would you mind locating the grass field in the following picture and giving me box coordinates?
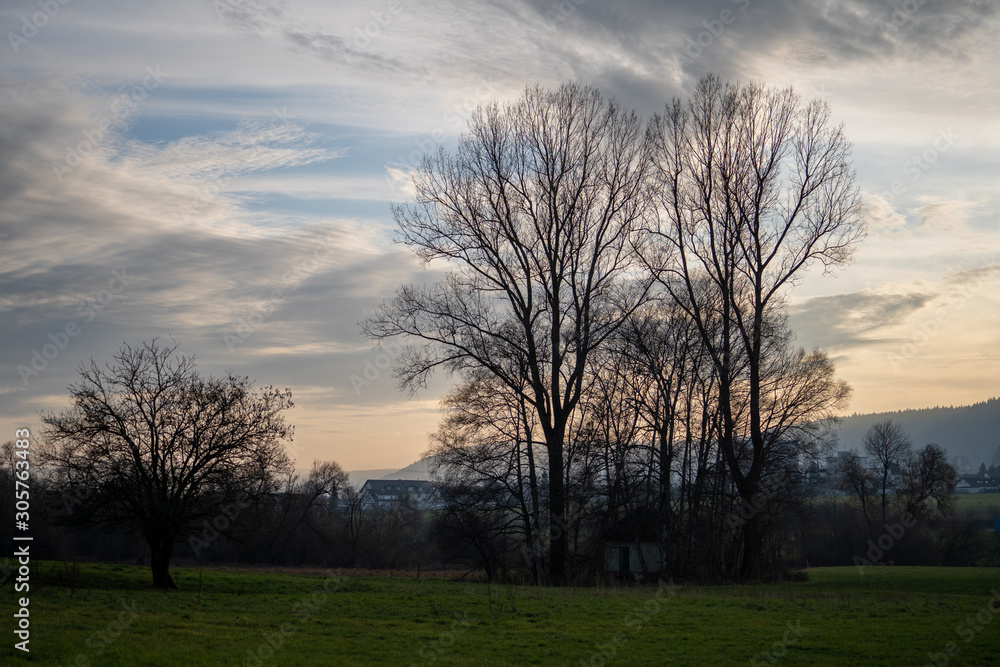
[3,561,999,666]
[953,493,1000,513]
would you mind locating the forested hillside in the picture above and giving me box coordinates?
[835,397,1000,468]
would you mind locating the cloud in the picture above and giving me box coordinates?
[913,195,982,232]
[3,0,1000,466]
[790,289,935,350]
[282,30,412,73]
[862,193,909,237]
[943,263,1000,289]
[0,71,423,426]
[212,0,415,74]
[384,166,416,198]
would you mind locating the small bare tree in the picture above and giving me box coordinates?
[337,484,374,567]
[901,442,957,520]
[838,450,877,535]
[40,340,294,588]
[862,419,912,528]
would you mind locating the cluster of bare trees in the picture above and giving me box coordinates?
[837,419,958,535]
[799,419,970,568]
[364,75,864,583]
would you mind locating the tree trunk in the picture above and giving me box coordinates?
[741,502,762,579]
[149,534,177,589]
[547,442,567,585]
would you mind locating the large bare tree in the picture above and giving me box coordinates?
[646,74,863,576]
[363,83,652,583]
[41,340,294,588]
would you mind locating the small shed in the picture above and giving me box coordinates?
[604,541,663,581]
[601,508,663,581]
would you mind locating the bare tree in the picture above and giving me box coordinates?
[337,484,374,567]
[431,371,546,582]
[838,449,877,535]
[862,419,912,528]
[40,340,294,588]
[646,74,863,577]
[900,443,957,520]
[363,83,652,583]
[260,460,349,560]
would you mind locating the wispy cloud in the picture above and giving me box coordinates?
[791,290,935,350]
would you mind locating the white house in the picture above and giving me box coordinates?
[359,479,441,509]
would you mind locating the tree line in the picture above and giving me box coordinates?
[17,75,983,589]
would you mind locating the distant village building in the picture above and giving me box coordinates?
[359,479,441,509]
[955,474,999,494]
[826,450,867,471]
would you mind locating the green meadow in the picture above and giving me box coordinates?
[952,494,1000,513]
[3,562,999,666]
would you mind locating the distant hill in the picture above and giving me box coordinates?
[834,397,1000,471]
[347,400,1000,484]
[378,456,436,481]
[346,468,397,486]
[345,457,438,486]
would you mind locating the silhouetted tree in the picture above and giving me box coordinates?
[862,419,912,528]
[363,83,652,583]
[646,74,863,577]
[901,443,957,520]
[40,340,294,588]
[838,449,877,536]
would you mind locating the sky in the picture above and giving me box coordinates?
[1,0,998,471]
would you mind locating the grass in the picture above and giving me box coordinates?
[953,493,1000,513]
[2,561,999,665]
